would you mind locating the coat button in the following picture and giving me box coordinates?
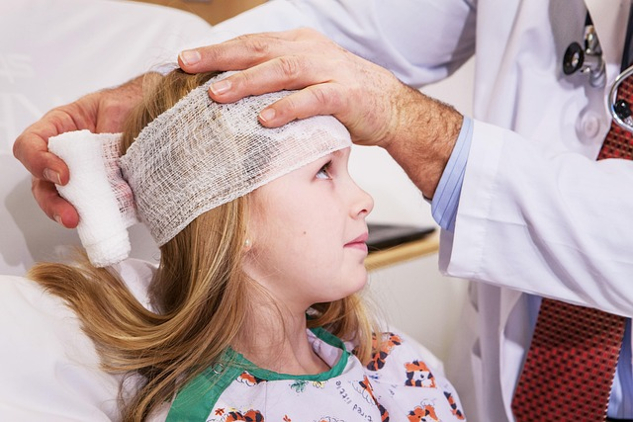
[576,111,602,142]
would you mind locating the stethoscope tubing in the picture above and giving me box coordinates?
[609,65,633,132]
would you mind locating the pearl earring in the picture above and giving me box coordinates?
[244,238,252,250]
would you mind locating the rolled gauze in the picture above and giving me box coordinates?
[48,130,138,267]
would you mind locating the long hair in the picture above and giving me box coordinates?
[28,69,377,421]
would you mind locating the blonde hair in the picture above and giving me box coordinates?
[28,69,377,421]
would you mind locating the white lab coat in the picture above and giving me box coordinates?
[208,1,633,421]
[441,2,633,421]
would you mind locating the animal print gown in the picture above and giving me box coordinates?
[160,328,466,422]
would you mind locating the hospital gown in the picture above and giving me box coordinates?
[159,329,466,422]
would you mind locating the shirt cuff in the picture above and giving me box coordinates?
[431,116,473,232]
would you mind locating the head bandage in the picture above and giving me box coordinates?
[48,72,352,267]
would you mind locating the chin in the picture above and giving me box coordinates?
[348,271,369,294]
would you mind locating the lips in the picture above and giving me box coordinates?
[346,232,369,245]
[345,232,369,252]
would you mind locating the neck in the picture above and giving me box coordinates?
[234,303,330,375]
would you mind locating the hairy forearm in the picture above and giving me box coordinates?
[384,86,463,199]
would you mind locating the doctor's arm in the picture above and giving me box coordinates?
[400,113,633,317]
[441,121,633,317]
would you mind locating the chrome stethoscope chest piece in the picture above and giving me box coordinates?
[563,20,633,133]
[609,66,633,132]
[563,25,606,88]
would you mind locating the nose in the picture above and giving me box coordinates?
[350,182,374,219]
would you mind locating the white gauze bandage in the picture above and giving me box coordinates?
[48,72,352,265]
[120,73,352,246]
[48,131,138,267]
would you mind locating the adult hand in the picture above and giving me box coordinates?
[179,28,405,148]
[179,28,462,197]
[13,75,147,228]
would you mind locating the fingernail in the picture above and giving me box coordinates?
[43,168,61,185]
[210,79,231,95]
[259,108,276,123]
[54,214,63,225]
[179,50,201,66]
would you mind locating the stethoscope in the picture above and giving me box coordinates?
[563,22,633,133]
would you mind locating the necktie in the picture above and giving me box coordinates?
[510,71,632,422]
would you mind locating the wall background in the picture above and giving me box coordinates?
[134,0,266,25]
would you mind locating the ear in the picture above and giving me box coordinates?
[244,192,265,254]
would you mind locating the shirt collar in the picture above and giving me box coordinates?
[585,0,631,83]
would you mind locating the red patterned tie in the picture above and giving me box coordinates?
[511,78,632,421]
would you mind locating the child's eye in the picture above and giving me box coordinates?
[316,161,332,180]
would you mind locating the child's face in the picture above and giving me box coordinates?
[245,147,374,313]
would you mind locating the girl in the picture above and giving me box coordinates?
[15,70,465,421]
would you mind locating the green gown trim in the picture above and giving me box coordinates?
[166,327,349,421]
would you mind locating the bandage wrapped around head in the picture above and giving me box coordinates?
[48,72,352,267]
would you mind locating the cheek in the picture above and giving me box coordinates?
[249,192,346,270]
[265,201,336,244]
[254,211,311,263]
[262,218,341,274]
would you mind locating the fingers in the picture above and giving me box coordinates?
[209,51,328,98]
[13,109,79,185]
[14,103,90,228]
[179,29,308,72]
[178,29,403,147]
[204,44,398,145]
[194,31,361,124]
[31,177,79,228]
[14,77,144,227]
[180,28,337,102]
[209,59,356,131]
[256,83,347,127]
